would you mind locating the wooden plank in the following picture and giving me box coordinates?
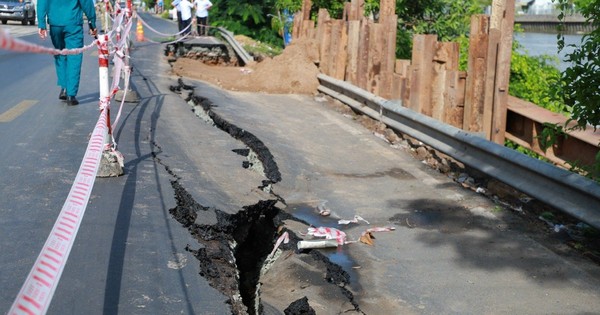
[395,59,410,77]
[391,73,403,100]
[343,2,351,21]
[319,20,333,75]
[346,20,361,85]
[434,42,459,70]
[409,34,437,116]
[328,20,341,76]
[368,23,384,95]
[393,59,410,102]
[444,70,467,128]
[302,20,315,38]
[316,9,330,61]
[482,28,501,140]
[382,17,398,75]
[379,0,395,23]
[463,15,490,133]
[407,64,419,111]
[506,95,600,168]
[490,0,515,144]
[356,19,371,90]
[292,12,303,39]
[335,21,349,80]
[431,42,459,121]
[301,0,312,21]
[306,24,316,39]
[430,55,446,121]
[392,59,410,102]
[328,20,348,80]
[379,16,397,99]
[348,0,365,21]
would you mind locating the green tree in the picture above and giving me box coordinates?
[394,0,487,58]
[557,0,600,129]
[210,0,282,45]
[270,0,302,45]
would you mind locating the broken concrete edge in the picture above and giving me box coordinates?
[170,78,283,186]
[150,79,364,314]
[168,180,364,314]
[163,40,243,67]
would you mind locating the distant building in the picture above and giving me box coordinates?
[527,0,557,15]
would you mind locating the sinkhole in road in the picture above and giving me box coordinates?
[169,180,283,314]
[168,182,363,314]
[164,79,363,314]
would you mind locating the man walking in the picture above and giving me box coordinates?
[37,0,97,105]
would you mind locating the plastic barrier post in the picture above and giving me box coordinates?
[97,35,124,177]
[116,11,140,103]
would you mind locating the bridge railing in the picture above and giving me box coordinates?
[291,0,599,174]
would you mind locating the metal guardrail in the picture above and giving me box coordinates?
[317,73,600,230]
[215,27,254,66]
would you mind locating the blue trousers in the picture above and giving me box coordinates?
[50,24,84,97]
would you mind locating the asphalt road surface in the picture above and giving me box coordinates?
[1,12,600,315]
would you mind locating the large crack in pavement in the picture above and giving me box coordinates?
[147,78,363,314]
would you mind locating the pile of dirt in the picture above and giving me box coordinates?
[171,38,321,94]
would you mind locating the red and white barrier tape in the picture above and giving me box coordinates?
[303,227,348,245]
[137,13,193,38]
[268,231,290,258]
[0,29,97,55]
[3,7,136,314]
[8,108,109,315]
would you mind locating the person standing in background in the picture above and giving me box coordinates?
[172,0,183,32]
[178,0,194,36]
[95,0,113,34]
[37,0,97,106]
[193,0,212,36]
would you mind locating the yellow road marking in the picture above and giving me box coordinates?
[0,100,39,123]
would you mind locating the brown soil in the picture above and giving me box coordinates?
[171,37,321,94]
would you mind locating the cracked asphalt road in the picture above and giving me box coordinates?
[2,12,600,314]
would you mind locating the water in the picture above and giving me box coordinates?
[287,203,361,286]
[514,32,584,72]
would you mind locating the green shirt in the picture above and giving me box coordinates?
[37,0,96,30]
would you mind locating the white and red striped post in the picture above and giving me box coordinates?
[96,34,124,178]
[98,34,112,147]
[98,34,110,103]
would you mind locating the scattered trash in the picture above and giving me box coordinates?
[239,68,253,74]
[268,231,289,258]
[316,200,331,216]
[476,187,486,194]
[297,239,339,249]
[359,226,396,246]
[519,195,533,203]
[538,215,566,233]
[301,226,347,245]
[359,231,375,245]
[338,215,370,225]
